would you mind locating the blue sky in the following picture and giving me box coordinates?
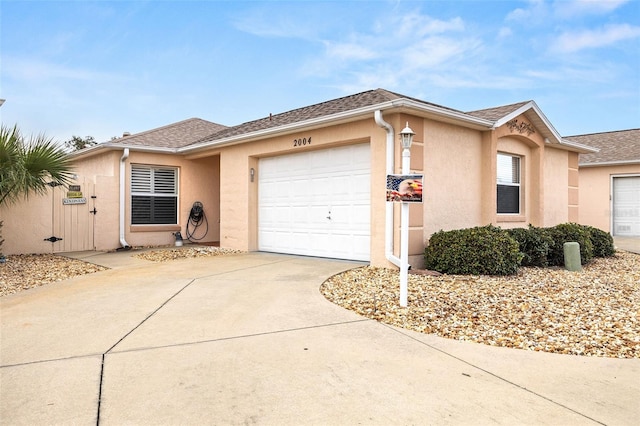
[1,0,639,144]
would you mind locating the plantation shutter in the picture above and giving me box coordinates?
[131,165,178,224]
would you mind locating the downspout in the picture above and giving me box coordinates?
[118,148,131,250]
[374,110,401,267]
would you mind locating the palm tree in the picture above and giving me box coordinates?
[0,124,74,206]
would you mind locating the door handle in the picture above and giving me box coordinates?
[326,210,331,220]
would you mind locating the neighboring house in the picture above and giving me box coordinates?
[568,129,640,237]
[0,88,597,268]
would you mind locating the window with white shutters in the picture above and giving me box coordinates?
[497,153,521,214]
[131,165,178,224]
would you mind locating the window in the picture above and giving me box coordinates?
[497,153,520,214]
[131,165,178,224]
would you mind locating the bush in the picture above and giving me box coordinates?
[507,225,554,267]
[0,220,3,258]
[547,223,593,266]
[582,225,615,258]
[424,225,523,275]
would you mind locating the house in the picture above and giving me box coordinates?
[568,129,640,237]
[0,89,597,268]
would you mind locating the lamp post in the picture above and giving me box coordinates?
[399,122,415,307]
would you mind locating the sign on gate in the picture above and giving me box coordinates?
[63,184,86,204]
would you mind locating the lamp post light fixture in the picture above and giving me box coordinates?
[398,122,415,307]
[400,122,415,150]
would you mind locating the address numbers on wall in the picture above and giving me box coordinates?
[293,137,311,147]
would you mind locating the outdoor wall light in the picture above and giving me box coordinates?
[250,167,255,182]
[400,122,415,150]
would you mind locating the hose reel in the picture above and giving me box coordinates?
[186,201,208,242]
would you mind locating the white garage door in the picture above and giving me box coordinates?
[258,144,370,261]
[613,176,640,236]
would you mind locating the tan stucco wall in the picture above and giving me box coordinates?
[124,151,220,248]
[1,111,581,266]
[422,120,483,236]
[542,147,570,227]
[0,192,52,255]
[198,117,392,264]
[0,149,221,255]
[579,164,639,233]
[0,150,121,255]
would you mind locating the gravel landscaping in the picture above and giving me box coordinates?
[0,254,107,297]
[321,251,640,359]
[2,247,638,358]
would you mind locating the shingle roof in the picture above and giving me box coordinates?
[566,129,640,165]
[110,118,228,149]
[98,89,594,155]
[465,101,532,121]
[190,88,463,145]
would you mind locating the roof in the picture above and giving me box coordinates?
[75,88,594,157]
[465,101,532,121]
[109,118,228,149]
[566,129,640,166]
[190,88,462,144]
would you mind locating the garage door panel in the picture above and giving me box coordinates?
[613,176,640,237]
[258,144,370,261]
[331,204,368,229]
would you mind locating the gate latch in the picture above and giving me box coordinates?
[90,208,97,215]
[44,236,63,243]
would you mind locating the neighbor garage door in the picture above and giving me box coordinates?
[258,143,370,261]
[612,176,640,236]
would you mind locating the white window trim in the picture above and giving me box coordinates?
[497,152,522,215]
[130,165,180,225]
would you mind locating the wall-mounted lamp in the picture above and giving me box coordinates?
[250,168,255,182]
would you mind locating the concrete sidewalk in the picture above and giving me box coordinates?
[1,251,638,425]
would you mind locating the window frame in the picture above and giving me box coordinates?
[130,164,179,225]
[496,152,521,215]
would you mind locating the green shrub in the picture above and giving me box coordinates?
[582,225,615,258]
[507,225,554,267]
[424,225,523,275]
[547,223,593,266]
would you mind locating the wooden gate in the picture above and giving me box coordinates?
[47,177,96,253]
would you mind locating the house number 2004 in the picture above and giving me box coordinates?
[293,137,311,147]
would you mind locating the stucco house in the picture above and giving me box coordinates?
[1,88,597,268]
[569,129,640,237]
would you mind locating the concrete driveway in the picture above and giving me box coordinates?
[614,236,640,254]
[1,251,638,425]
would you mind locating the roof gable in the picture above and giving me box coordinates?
[567,129,640,165]
[466,101,532,121]
[109,118,228,149]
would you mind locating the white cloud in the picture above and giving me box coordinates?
[323,41,379,61]
[506,0,548,23]
[3,56,122,83]
[394,11,465,38]
[552,0,630,18]
[400,36,482,71]
[498,27,513,38]
[231,4,325,40]
[552,24,640,53]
